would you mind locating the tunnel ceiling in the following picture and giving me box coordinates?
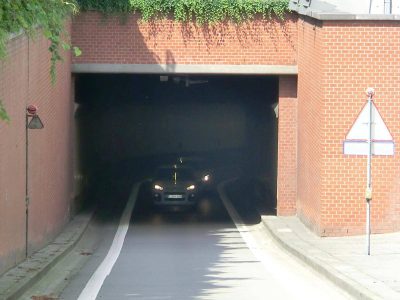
[75,74,278,107]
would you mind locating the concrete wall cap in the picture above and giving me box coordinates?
[290,0,400,21]
[304,12,400,20]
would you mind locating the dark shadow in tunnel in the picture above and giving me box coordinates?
[74,73,278,223]
[72,15,169,215]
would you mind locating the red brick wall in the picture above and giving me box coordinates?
[0,25,73,274]
[72,12,298,65]
[297,18,400,236]
[0,34,27,274]
[277,76,298,215]
[319,20,400,235]
[296,17,324,233]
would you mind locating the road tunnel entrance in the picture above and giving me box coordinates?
[74,74,279,217]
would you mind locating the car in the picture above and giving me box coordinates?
[151,165,199,209]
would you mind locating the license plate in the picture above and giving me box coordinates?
[167,194,183,199]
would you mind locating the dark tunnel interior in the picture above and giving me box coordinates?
[73,74,278,219]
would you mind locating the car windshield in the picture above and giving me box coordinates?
[156,168,195,181]
[178,157,203,167]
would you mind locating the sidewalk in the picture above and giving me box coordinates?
[0,213,92,300]
[262,216,400,300]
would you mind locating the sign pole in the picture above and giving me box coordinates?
[25,105,44,258]
[366,88,374,256]
[25,113,29,258]
[343,88,394,255]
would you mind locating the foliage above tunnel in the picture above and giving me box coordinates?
[77,0,290,22]
[0,1,80,76]
[0,0,80,121]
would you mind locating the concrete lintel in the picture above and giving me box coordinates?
[72,63,298,75]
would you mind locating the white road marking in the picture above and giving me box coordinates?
[77,182,141,300]
[277,228,292,233]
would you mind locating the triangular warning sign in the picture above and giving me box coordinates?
[346,101,392,141]
[343,101,394,156]
[27,115,44,129]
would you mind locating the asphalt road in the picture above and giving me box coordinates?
[23,182,352,300]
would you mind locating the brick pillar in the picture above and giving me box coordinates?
[277,76,298,215]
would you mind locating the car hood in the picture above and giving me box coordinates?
[154,180,196,190]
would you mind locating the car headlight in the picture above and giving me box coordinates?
[186,185,196,190]
[202,174,210,182]
[154,184,163,191]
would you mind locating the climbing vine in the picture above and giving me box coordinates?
[0,0,80,122]
[0,101,9,123]
[77,0,290,22]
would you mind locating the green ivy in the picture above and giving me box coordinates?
[77,0,290,22]
[0,100,10,123]
[0,0,79,122]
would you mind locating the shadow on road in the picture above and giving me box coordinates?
[225,177,277,224]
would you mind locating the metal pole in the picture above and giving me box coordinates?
[366,199,371,255]
[25,114,29,258]
[366,88,374,256]
[26,37,30,258]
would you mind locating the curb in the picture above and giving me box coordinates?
[261,216,399,300]
[0,212,93,300]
